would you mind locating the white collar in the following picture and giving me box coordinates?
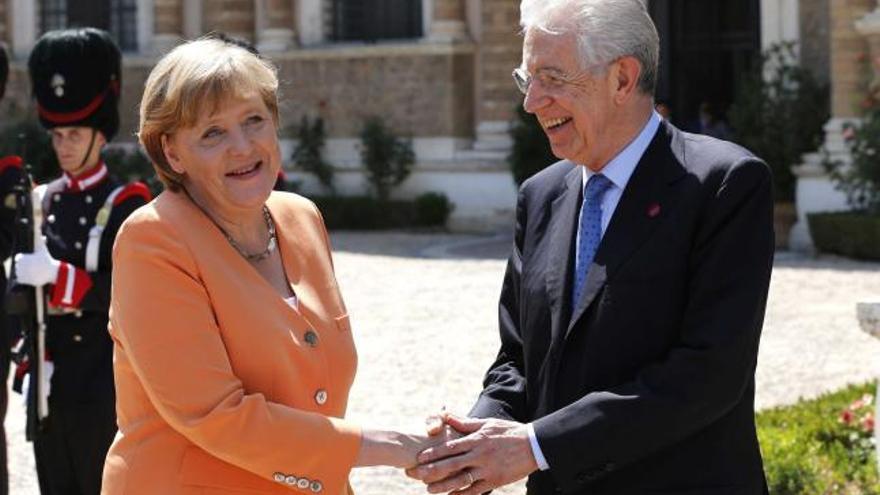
[64,162,109,192]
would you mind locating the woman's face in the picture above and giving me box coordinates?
[162,93,280,219]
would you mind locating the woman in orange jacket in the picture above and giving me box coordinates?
[103,38,447,494]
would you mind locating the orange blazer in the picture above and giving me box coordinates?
[103,190,361,495]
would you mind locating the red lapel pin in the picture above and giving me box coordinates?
[647,202,661,218]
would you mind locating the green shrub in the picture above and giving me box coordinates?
[414,192,453,227]
[102,146,162,196]
[729,42,829,202]
[508,104,557,186]
[0,118,59,183]
[359,117,415,201]
[807,211,880,260]
[291,116,334,193]
[828,105,880,215]
[311,193,451,230]
[757,382,879,494]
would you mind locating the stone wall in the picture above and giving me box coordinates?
[829,0,874,118]
[272,46,475,138]
[477,0,521,125]
[1,43,475,143]
[800,0,831,86]
[203,0,257,41]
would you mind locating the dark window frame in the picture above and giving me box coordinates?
[331,0,423,43]
[38,0,139,52]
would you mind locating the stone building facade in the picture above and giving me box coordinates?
[790,0,879,249]
[0,0,523,230]
[0,0,847,233]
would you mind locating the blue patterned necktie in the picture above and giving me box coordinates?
[572,174,613,307]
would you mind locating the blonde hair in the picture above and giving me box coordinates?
[138,38,280,192]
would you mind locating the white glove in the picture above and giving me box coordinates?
[14,241,61,287]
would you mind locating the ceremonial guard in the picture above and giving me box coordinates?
[13,28,150,494]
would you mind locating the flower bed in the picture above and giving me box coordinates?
[757,382,879,494]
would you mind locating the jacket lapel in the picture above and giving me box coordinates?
[565,122,686,339]
[545,164,584,345]
[266,194,321,322]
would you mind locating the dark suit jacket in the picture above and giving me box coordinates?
[471,121,774,495]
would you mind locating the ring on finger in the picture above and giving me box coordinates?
[465,470,475,486]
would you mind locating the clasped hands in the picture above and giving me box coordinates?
[405,412,539,495]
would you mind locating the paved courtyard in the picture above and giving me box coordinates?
[6,232,880,494]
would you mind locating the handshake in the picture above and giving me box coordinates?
[360,412,540,495]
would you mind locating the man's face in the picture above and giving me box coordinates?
[50,126,106,175]
[521,28,617,170]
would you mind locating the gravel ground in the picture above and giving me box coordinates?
[6,232,880,494]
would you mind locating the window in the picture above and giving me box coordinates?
[331,0,422,42]
[39,0,66,33]
[38,0,138,52]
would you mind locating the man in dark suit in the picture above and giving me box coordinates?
[408,1,774,494]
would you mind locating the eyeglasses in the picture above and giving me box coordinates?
[512,64,607,95]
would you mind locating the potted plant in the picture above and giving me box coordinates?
[729,42,829,250]
[813,56,880,260]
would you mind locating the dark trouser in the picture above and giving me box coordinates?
[0,325,8,495]
[33,401,116,495]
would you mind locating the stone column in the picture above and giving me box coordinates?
[153,0,184,54]
[791,0,875,251]
[471,0,520,152]
[10,0,37,58]
[430,0,468,42]
[258,0,296,51]
[203,0,256,42]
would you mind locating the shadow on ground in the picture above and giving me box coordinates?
[329,231,513,260]
[774,251,880,273]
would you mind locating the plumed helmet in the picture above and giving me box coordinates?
[28,28,121,141]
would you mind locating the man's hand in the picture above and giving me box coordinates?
[407,414,538,495]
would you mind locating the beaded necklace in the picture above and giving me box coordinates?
[221,205,277,262]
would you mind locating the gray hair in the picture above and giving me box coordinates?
[520,0,659,95]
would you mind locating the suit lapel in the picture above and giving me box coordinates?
[565,123,686,339]
[545,165,584,345]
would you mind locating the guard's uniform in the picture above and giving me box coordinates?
[32,164,149,494]
[22,28,152,495]
[0,155,23,495]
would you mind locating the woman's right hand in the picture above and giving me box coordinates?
[356,424,462,469]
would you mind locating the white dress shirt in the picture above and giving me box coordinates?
[527,111,662,471]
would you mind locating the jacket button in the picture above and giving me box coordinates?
[297,478,310,489]
[74,241,83,250]
[272,472,285,483]
[310,480,323,492]
[85,195,93,204]
[78,216,87,225]
[315,389,328,405]
[53,194,60,203]
[73,334,82,342]
[47,214,55,224]
[284,475,297,485]
[304,330,318,347]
